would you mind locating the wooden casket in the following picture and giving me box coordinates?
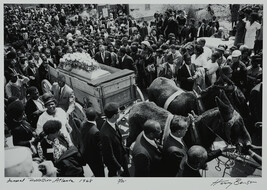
[49,64,137,114]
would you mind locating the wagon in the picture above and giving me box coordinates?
[48,64,142,115]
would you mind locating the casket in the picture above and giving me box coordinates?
[49,64,137,114]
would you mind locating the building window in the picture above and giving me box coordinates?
[145,4,150,10]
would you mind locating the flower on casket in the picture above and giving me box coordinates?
[60,52,100,72]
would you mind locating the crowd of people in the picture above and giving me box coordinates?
[4,4,263,177]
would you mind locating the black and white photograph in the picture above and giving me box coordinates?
[2,1,265,189]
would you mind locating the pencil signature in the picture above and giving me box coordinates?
[210,178,257,189]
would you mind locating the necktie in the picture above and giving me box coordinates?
[101,53,105,62]
[58,87,62,98]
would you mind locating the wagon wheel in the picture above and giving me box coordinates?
[134,84,145,102]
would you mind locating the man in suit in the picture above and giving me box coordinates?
[80,107,105,177]
[178,53,197,91]
[132,120,163,177]
[87,42,96,58]
[25,86,46,129]
[52,75,74,112]
[100,102,129,177]
[94,45,112,66]
[159,53,176,80]
[27,60,42,93]
[118,47,137,72]
[162,116,189,177]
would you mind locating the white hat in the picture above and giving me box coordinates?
[232,50,241,57]
[5,146,42,177]
[141,41,151,47]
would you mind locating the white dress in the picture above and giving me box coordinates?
[244,21,261,49]
[36,107,72,143]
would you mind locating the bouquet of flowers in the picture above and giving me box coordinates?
[59,52,100,72]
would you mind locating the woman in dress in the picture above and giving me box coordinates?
[244,13,261,50]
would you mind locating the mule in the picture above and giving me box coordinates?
[147,77,202,116]
[126,101,190,148]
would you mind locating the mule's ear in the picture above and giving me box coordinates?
[215,96,234,121]
[215,96,228,110]
[219,90,232,106]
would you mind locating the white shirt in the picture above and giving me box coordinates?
[191,54,206,67]
[142,131,158,149]
[122,55,126,62]
[36,107,69,136]
[87,120,97,126]
[185,63,192,76]
[203,46,212,61]
[107,120,116,131]
[170,133,184,146]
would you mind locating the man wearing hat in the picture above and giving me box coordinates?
[231,50,248,93]
[100,102,129,177]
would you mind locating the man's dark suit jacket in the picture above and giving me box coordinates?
[94,51,112,66]
[132,133,162,177]
[80,121,105,177]
[26,66,41,90]
[100,121,128,177]
[178,63,197,91]
[25,99,42,129]
[119,54,137,72]
[11,120,35,148]
[162,134,187,177]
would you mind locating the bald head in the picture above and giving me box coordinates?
[187,145,208,169]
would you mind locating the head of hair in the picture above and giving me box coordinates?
[85,107,97,121]
[57,74,66,82]
[187,145,208,168]
[104,102,119,119]
[195,45,204,55]
[43,120,62,135]
[170,116,187,133]
[198,39,206,46]
[120,47,127,55]
[143,120,160,136]
[26,86,38,97]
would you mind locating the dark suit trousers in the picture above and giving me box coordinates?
[108,154,129,177]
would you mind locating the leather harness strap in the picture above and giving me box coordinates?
[162,114,174,144]
[163,89,184,110]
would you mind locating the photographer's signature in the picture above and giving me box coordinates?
[211,178,257,189]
